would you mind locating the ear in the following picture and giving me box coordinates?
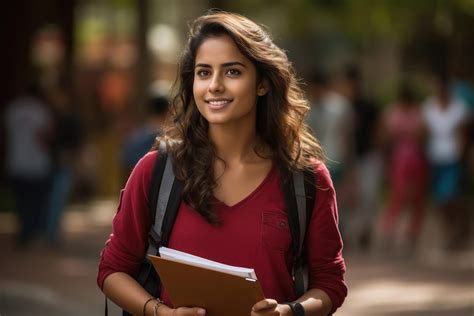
[257,80,269,96]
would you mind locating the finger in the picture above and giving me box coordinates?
[176,307,206,315]
[252,299,278,312]
[250,309,278,316]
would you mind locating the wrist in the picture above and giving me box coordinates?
[144,298,169,316]
[278,303,293,316]
[143,298,155,316]
[285,302,305,316]
[156,304,173,316]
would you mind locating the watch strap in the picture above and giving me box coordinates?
[285,302,305,316]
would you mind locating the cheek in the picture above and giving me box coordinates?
[228,79,257,97]
[239,82,259,103]
[192,84,205,114]
[193,80,204,96]
[193,81,207,106]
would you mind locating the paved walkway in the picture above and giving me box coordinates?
[0,199,472,316]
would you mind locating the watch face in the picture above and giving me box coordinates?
[293,302,305,316]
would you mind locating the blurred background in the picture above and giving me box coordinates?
[0,0,473,315]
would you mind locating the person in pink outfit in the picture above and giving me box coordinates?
[381,84,428,250]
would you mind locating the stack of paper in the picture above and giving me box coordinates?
[148,247,264,316]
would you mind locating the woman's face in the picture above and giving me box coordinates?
[193,34,266,127]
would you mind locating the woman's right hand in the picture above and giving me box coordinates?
[158,304,206,315]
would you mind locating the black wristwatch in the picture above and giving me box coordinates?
[286,302,305,316]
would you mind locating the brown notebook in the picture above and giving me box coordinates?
[148,249,265,316]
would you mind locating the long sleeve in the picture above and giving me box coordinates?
[307,161,348,313]
[97,151,158,289]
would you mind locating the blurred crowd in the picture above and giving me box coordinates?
[305,64,473,255]
[2,72,172,249]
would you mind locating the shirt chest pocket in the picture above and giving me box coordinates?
[261,211,292,252]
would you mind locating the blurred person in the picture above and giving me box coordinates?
[4,81,54,247]
[326,69,357,244]
[305,68,330,139]
[120,93,169,178]
[341,64,382,251]
[45,82,83,246]
[98,11,347,316]
[423,71,471,250]
[306,67,356,244]
[380,83,428,253]
[305,67,357,247]
[98,66,132,115]
[319,73,355,187]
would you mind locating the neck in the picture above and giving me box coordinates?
[209,121,260,165]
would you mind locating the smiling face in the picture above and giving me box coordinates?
[193,34,266,128]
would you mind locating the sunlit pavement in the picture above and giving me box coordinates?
[338,254,473,316]
[0,199,473,316]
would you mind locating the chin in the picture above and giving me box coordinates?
[200,111,232,125]
[205,117,231,125]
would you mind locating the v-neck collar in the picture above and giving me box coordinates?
[213,163,276,209]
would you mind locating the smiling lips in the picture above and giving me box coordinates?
[206,98,233,110]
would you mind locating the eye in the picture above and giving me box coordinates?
[225,68,241,77]
[196,69,210,77]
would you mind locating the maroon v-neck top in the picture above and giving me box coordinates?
[98,151,347,313]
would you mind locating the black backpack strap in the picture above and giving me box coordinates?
[148,146,168,218]
[295,169,316,297]
[303,168,316,235]
[283,168,316,298]
[151,144,183,248]
[147,149,176,256]
[159,177,183,247]
[131,144,182,315]
[135,145,170,289]
[293,171,307,257]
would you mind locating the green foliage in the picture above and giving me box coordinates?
[222,0,472,40]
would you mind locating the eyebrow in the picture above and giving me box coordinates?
[195,61,246,68]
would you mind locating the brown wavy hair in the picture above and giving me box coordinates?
[156,11,324,224]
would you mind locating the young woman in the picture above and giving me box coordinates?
[98,11,347,316]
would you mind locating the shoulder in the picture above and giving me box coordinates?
[305,159,338,222]
[137,150,159,170]
[125,150,159,188]
[308,158,334,192]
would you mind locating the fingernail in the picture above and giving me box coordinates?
[197,308,206,315]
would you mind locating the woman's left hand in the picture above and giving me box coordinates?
[251,299,292,316]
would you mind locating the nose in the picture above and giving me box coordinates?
[208,73,224,93]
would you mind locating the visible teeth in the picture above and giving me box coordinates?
[209,100,230,105]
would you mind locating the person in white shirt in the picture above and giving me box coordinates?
[4,83,54,246]
[422,71,470,249]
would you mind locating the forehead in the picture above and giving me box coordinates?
[195,35,250,65]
